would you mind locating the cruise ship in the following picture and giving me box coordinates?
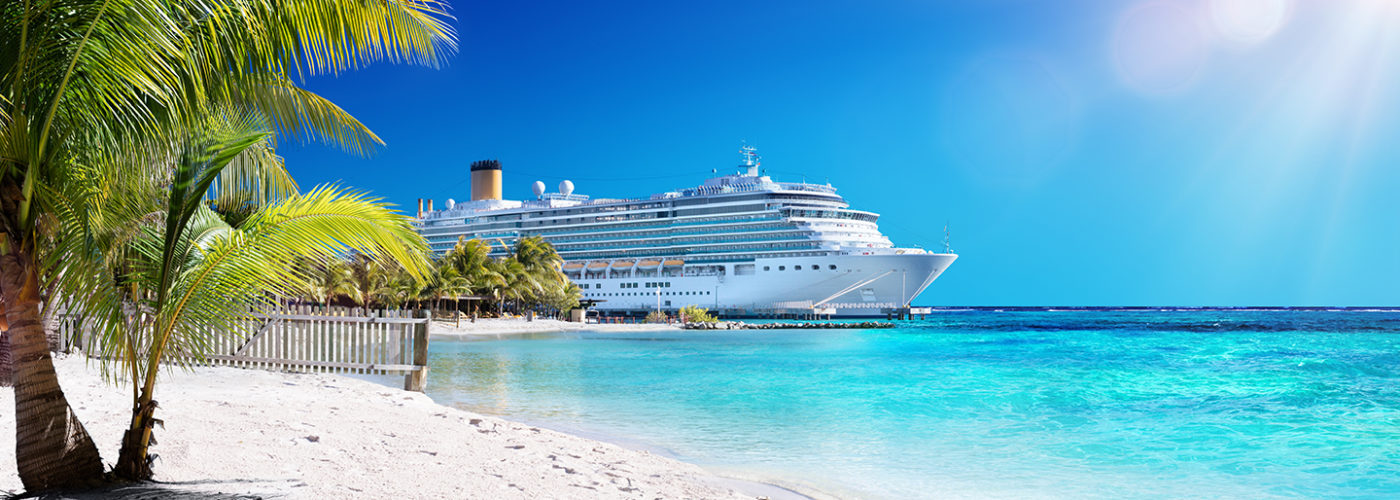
[414,147,957,317]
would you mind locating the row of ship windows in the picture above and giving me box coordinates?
[423,213,785,240]
[766,264,837,271]
[432,211,782,238]
[533,214,779,237]
[557,234,806,252]
[584,291,712,297]
[568,241,821,259]
[582,282,672,289]
[550,223,794,244]
[562,251,833,266]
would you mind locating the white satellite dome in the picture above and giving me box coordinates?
[531,181,546,198]
[559,180,574,196]
[444,198,455,209]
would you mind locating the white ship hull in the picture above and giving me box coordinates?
[578,252,957,317]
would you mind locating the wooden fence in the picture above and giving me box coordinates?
[58,306,433,391]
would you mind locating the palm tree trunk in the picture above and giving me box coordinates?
[0,253,104,490]
[0,329,12,387]
[40,301,61,353]
[115,390,157,480]
[454,298,461,328]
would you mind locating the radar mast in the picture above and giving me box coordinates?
[740,144,760,176]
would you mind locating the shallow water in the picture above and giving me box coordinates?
[424,311,1400,499]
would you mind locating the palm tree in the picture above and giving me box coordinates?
[498,257,542,316]
[443,237,502,320]
[514,236,565,279]
[308,258,357,306]
[539,282,582,319]
[347,253,388,309]
[67,119,431,479]
[375,264,427,310]
[3,0,453,488]
[0,330,10,387]
[436,267,472,327]
[509,236,565,314]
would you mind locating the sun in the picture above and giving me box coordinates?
[1209,0,1292,45]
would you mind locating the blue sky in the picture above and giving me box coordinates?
[278,0,1400,306]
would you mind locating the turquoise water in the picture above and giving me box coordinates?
[425,311,1400,499]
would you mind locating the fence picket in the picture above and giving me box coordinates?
[58,307,432,391]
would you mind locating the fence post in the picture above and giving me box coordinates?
[404,309,430,392]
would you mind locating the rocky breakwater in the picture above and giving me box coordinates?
[682,321,895,330]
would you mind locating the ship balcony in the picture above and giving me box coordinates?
[548,224,797,245]
[555,234,817,255]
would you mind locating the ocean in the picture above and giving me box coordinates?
[423,310,1400,499]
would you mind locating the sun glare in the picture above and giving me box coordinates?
[1111,2,1211,95]
[1210,0,1292,45]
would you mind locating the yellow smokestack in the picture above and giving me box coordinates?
[471,159,503,201]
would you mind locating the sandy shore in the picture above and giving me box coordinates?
[0,356,768,499]
[431,317,680,338]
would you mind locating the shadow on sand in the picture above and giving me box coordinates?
[5,478,297,499]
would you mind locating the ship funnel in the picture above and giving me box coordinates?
[470,159,503,201]
[417,198,424,218]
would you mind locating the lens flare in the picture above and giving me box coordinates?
[1210,0,1291,45]
[1112,2,1211,95]
[940,53,1080,188]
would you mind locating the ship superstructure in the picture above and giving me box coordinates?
[414,147,957,317]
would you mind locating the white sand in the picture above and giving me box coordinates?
[0,356,768,499]
[431,317,680,338]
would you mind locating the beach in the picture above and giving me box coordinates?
[0,354,764,499]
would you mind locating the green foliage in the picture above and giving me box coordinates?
[423,235,572,317]
[645,311,669,324]
[679,305,718,323]
[5,0,457,485]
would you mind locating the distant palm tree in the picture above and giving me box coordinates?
[348,253,389,308]
[498,258,541,315]
[375,265,429,310]
[510,236,565,314]
[308,258,357,306]
[443,238,503,318]
[436,268,472,327]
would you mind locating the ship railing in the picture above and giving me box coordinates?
[532,214,783,239]
[568,244,823,260]
[774,182,837,194]
[563,243,825,262]
[556,235,817,254]
[550,224,794,245]
[556,233,810,251]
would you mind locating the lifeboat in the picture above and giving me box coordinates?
[587,261,609,269]
[562,262,584,270]
[611,260,635,268]
[637,259,662,267]
[662,259,684,267]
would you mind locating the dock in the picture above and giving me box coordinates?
[682,321,895,330]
